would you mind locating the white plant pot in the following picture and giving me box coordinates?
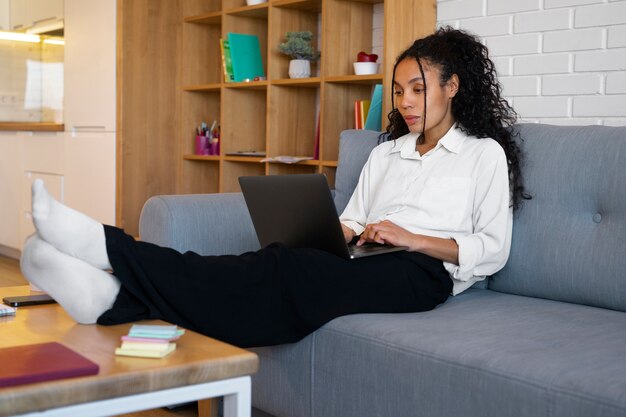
[246,0,266,5]
[288,59,311,79]
[353,62,380,75]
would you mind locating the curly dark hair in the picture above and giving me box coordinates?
[383,26,530,210]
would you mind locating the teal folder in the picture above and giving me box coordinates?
[364,84,383,131]
[227,33,265,82]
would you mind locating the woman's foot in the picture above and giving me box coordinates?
[20,234,121,324]
[31,179,111,270]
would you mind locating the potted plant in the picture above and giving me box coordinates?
[278,31,320,79]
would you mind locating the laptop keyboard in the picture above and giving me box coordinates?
[348,242,396,256]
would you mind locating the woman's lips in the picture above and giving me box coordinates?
[403,115,420,126]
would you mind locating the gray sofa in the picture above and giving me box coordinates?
[139,124,626,417]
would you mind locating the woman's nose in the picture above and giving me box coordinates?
[400,94,414,109]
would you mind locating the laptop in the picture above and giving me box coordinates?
[239,174,407,259]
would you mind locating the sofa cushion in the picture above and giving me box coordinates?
[333,129,381,214]
[490,124,626,312]
[310,289,626,417]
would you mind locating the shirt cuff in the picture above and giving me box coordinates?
[340,220,365,237]
[443,235,476,282]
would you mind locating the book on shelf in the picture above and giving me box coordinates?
[360,100,371,128]
[364,84,383,131]
[354,99,371,129]
[220,39,235,83]
[0,342,99,388]
[227,33,265,83]
[313,113,320,160]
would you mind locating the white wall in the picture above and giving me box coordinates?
[438,0,626,126]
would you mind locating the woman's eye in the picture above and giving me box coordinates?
[393,90,403,96]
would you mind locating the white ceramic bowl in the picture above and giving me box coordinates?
[353,62,380,75]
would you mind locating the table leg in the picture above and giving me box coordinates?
[198,398,219,417]
[224,376,251,417]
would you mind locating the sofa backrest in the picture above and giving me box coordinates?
[489,123,626,312]
[334,129,381,214]
[335,125,626,313]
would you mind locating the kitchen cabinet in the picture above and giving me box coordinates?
[63,131,116,226]
[28,0,63,28]
[0,133,23,253]
[0,0,9,30]
[63,0,115,132]
[0,131,115,253]
[8,0,26,30]
[9,0,63,31]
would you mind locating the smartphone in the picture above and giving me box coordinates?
[2,294,57,307]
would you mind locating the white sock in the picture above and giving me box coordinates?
[20,234,121,324]
[31,179,111,270]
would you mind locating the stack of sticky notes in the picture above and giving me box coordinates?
[115,324,184,358]
[0,303,16,317]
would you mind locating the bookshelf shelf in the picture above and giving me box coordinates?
[325,74,384,84]
[273,0,322,12]
[179,0,435,194]
[223,81,269,90]
[183,155,221,162]
[271,77,321,87]
[224,4,270,19]
[223,156,265,163]
[184,83,222,92]
[338,0,383,4]
[266,159,319,166]
[185,12,222,25]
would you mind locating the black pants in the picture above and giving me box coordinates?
[97,225,452,348]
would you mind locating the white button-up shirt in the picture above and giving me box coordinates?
[340,125,513,295]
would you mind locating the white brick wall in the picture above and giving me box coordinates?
[438,0,626,125]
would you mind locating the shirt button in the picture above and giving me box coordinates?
[592,213,602,223]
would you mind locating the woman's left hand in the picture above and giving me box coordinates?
[357,220,417,251]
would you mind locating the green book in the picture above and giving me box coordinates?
[227,32,265,82]
[220,39,235,82]
[364,84,383,131]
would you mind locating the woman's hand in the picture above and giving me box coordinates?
[341,224,356,243]
[357,220,460,265]
[357,220,417,249]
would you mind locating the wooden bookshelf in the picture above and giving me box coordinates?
[117,0,435,235]
[180,0,435,193]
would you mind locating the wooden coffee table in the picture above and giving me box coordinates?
[0,286,258,417]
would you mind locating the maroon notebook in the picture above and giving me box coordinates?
[0,342,99,388]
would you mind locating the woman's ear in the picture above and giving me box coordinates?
[448,74,460,98]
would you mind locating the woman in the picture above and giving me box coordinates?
[21,27,528,348]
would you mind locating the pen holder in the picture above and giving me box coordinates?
[195,135,209,155]
[209,139,220,156]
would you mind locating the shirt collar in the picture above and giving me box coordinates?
[386,124,465,159]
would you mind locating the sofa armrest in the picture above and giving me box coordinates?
[139,192,260,256]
